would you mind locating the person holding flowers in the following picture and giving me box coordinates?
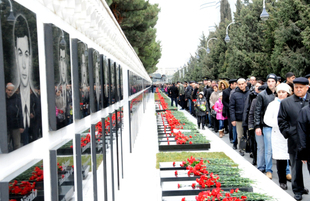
[194,92,208,130]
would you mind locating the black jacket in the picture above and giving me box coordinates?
[6,93,23,129]
[206,87,214,109]
[185,86,193,100]
[248,98,258,130]
[254,87,276,129]
[297,103,310,160]
[242,90,258,127]
[278,93,310,154]
[203,86,208,99]
[192,88,198,100]
[169,85,179,98]
[222,87,232,117]
[229,87,249,122]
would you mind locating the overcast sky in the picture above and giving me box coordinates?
[149,0,219,73]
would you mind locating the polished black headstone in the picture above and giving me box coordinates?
[161,181,253,196]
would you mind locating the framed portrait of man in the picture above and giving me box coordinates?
[88,49,103,113]
[103,56,111,108]
[72,39,90,119]
[119,65,123,101]
[0,1,42,153]
[44,24,72,131]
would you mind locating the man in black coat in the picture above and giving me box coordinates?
[229,78,249,153]
[223,79,237,142]
[297,102,310,175]
[185,81,193,113]
[305,74,310,93]
[169,83,179,107]
[278,77,310,201]
[254,74,277,178]
[6,83,24,151]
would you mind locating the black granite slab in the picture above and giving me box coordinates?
[160,162,186,171]
[160,170,239,182]
[159,142,210,151]
[59,185,74,201]
[162,181,253,196]
[158,137,176,142]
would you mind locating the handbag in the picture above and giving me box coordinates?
[211,110,217,118]
[239,135,250,153]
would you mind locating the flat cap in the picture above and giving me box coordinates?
[305,74,310,78]
[229,79,237,84]
[293,77,309,85]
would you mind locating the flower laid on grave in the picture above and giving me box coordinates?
[29,166,43,182]
[157,89,168,110]
[95,121,103,134]
[57,162,64,171]
[81,134,91,147]
[9,180,36,195]
[194,188,273,201]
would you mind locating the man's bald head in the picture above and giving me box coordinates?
[6,83,15,98]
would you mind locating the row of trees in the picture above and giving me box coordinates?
[173,0,310,83]
[106,0,161,74]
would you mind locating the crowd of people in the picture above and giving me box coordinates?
[160,72,310,201]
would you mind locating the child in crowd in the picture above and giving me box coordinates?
[214,93,227,138]
[195,92,208,129]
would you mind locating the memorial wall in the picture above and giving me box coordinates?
[0,0,151,201]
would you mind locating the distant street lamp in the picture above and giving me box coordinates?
[260,0,269,21]
[225,21,235,43]
[206,38,217,54]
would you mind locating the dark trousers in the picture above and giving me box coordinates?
[211,116,218,132]
[179,95,185,109]
[248,129,257,163]
[171,97,178,107]
[224,119,228,132]
[191,100,195,115]
[289,152,305,195]
[197,116,206,127]
[277,160,288,184]
[227,115,233,141]
[208,113,213,128]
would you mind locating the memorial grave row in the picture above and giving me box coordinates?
[155,89,178,112]
[155,92,210,151]
[155,92,275,201]
[159,155,273,201]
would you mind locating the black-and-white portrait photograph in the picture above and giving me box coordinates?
[103,56,110,108]
[93,50,102,111]
[119,65,123,101]
[52,26,72,129]
[78,41,90,118]
[0,0,42,153]
[111,61,116,104]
